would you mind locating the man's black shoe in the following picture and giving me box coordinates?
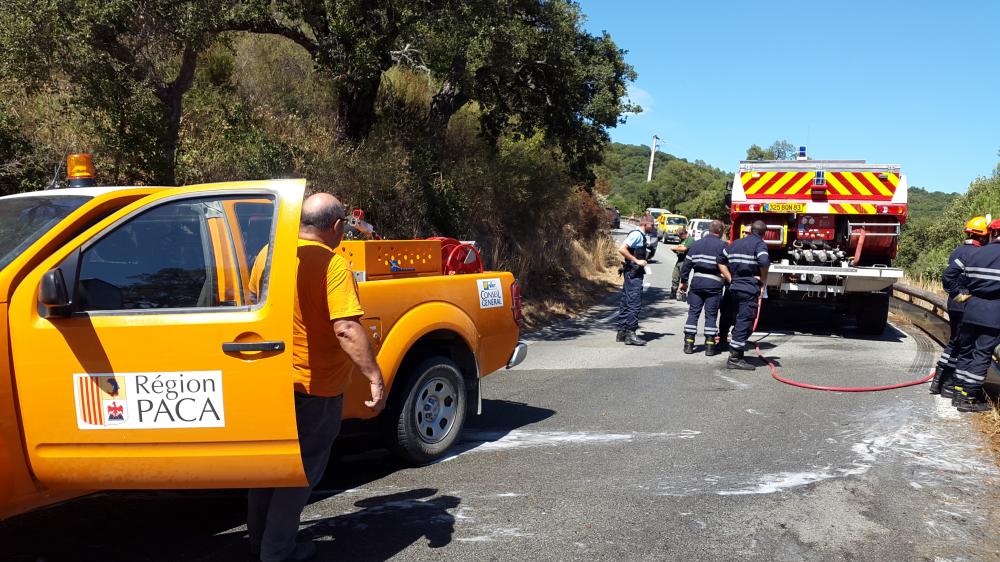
[952,387,965,407]
[616,330,626,343]
[624,330,647,346]
[726,350,755,371]
[941,384,956,398]
[705,338,718,356]
[683,337,695,354]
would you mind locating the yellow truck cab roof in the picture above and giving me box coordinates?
[0,185,169,200]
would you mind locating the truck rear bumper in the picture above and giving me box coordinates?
[506,341,528,369]
[766,264,903,293]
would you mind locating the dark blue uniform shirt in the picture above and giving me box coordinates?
[941,240,981,312]
[957,238,1000,329]
[680,235,727,292]
[719,233,770,294]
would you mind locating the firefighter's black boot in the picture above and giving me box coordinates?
[683,337,695,354]
[956,389,993,413]
[705,337,719,357]
[717,335,728,351]
[624,330,647,346]
[941,379,957,398]
[951,386,965,407]
[616,330,626,343]
[726,350,755,371]
[929,366,944,394]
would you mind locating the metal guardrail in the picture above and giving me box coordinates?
[890,283,950,346]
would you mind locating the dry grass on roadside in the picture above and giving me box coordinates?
[520,233,621,331]
[973,404,1000,467]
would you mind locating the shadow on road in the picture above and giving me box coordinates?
[528,285,683,342]
[303,488,460,561]
[0,400,553,562]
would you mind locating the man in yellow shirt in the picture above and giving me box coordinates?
[247,193,386,562]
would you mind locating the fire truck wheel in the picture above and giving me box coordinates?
[855,292,889,335]
[383,356,467,465]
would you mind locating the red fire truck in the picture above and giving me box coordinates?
[726,148,906,334]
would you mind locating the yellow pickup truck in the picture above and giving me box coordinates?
[0,178,525,519]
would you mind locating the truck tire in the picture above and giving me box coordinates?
[383,356,467,465]
[855,291,890,335]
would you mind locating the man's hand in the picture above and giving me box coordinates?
[365,380,386,412]
[678,283,687,293]
[636,259,648,267]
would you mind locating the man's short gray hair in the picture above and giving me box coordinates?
[300,196,345,230]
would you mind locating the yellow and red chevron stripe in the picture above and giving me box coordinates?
[830,203,880,214]
[740,171,899,201]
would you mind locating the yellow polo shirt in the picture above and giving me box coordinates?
[249,240,364,396]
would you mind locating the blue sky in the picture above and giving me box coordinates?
[577,0,1000,193]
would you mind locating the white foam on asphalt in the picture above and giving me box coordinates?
[713,372,751,390]
[436,429,701,462]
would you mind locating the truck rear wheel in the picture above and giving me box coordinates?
[854,291,890,335]
[383,356,467,465]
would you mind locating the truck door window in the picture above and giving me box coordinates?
[76,195,275,311]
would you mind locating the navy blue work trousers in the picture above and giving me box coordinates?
[936,311,963,372]
[618,271,644,331]
[729,290,759,351]
[953,324,1000,392]
[684,289,721,339]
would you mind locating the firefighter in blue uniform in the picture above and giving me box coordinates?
[616,217,655,346]
[930,216,989,396]
[678,220,729,356]
[949,218,1000,412]
[717,220,770,370]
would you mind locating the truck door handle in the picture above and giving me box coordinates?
[222,341,285,353]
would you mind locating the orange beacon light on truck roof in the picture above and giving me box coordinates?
[66,153,96,188]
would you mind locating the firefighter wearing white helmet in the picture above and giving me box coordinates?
[931,216,990,397]
[948,218,1000,412]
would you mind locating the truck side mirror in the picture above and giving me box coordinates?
[40,269,72,318]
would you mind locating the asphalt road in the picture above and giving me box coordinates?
[3,228,999,561]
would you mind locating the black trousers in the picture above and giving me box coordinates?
[618,271,644,331]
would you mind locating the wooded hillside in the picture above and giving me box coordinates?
[0,0,638,296]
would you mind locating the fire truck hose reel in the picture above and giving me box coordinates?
[752,294,935,392]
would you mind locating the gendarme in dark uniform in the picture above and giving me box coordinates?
[717,220,770,370]
[932,217,988,396]
[616,219,655,346]
[949,219,1000,412]
[678,220,728,356]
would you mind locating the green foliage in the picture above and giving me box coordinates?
[594,143,730,220]
[896,162,1000,281]
[746,139,796,161]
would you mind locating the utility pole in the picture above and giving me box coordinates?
[646,134,659,182]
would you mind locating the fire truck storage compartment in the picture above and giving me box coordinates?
[735,216,786,246]
[846,217,900,258]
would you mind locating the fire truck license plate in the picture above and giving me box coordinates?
[764,203,806,213]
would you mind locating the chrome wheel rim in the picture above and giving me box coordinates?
[414,376,458,444]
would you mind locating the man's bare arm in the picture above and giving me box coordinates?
[718,263,732,283]
[333,318,386,412]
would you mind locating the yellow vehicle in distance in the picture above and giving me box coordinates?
[0,159,525,519]
[658,213,689,243]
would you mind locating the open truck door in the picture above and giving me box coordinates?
[8,180,307,489]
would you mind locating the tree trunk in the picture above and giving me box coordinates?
[426,56,470,164]
[334,76,382,143]
[154,45,199,186]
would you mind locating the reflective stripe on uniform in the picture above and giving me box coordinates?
[693,272,723,282]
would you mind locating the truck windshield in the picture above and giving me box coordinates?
[0,195,91,271]
[667,217,687,225]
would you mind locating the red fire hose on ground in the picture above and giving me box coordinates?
[752,294,935,392]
